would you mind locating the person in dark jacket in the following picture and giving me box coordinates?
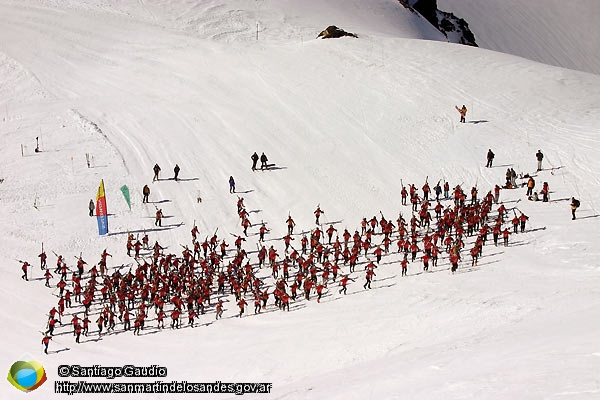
[486,149,495,168]
[536,150,544,171]
[142,185,150,203]
[260,153,268,170]
[229,176,236,193]
[153,164,161,182]
[570,197,580,220]
[251,152,259,170]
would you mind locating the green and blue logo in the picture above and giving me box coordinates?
[7,354,47,392]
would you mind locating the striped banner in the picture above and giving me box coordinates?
[96,179,109,235]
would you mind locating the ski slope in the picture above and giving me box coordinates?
[1,0,600,399]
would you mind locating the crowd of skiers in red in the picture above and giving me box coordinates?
[24,171,541,354]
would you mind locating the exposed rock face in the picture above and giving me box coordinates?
[317,25,359,39]
[404,0,477,46]
[438,10,477,46]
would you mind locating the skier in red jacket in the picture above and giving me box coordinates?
[401,187,408,206]
[171,309,181,329]
[314,206,324,224]
[39,251,47,269]
[21,261,30,281]
[450,253,460,274]
[259,223,268,242]
[237,298,247,317]
[286,216,296,235]
[326,224,337,244]
[512,214,519,233]
[363,269,376,289]
[421,254,430,272]
[502,228,510,247]
[519,212,529,233]
[316,284,325,303]
[339,276,355,295]
[42,334,52,354]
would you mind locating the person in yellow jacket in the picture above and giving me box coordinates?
[526,177,535,196]
[455,105,467,123]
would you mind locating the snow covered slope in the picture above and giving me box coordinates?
[1,0,600,399]
[438,0,600,75]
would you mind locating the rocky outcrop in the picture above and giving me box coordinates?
[317,26,359,39]
[402,0,477,46]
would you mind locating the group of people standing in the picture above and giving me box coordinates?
[152,163,180,182]
[251,152,269,171]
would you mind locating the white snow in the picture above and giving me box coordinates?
[1,0,600,399]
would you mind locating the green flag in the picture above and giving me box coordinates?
[120,185,131,210]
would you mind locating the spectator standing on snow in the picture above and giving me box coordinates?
[229,176,236,193]
[260,152,268,170]
[142,185,150,203]
[536,150,544,171]
[486,149,495,168]
[251,152,259,170]
[153,164,161,182]
[455,105,467,123]
[570,197,580,220]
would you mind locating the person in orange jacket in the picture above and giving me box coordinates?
[519,212,529,232]
[455,105,467,123]
[526,177,535,197]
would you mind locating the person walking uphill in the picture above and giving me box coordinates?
[455,105,467,123]
[229,176,236,193]
[173,164,180,181]
[251,152,259,171]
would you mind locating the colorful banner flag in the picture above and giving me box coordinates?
[120,185,131,210]
[96,179,109,235]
